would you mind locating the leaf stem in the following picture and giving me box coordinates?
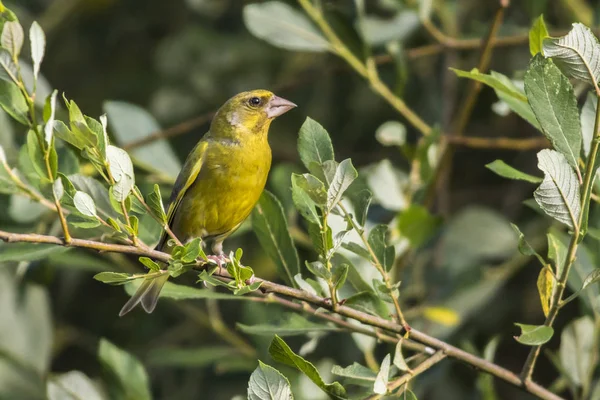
[337,202,409,331]
[520,84,600,383]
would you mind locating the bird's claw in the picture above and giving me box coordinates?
[207,254,229,275]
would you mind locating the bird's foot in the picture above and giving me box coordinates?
[207,254,230,275]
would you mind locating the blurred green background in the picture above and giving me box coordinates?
[1,0,599,399]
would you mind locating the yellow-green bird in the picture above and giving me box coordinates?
[119,90,296,316]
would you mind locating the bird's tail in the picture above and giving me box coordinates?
[119,272,170,317]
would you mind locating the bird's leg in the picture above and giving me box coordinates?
[207,240,229,275]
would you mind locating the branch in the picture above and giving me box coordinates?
[365,351,447,399]
[445,136,549,150]
[520,76,600,383]
[297,0,432,137]
[425,1,508,209]
[123,113,215,151]
[0,229,564,400]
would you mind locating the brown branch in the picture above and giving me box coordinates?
[426,1,509,209]
[0,229,564,400]
[446,136,549,150]
[123,113,215,151]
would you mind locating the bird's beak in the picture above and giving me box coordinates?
[266,95,297,119]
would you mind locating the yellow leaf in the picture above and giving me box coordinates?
[537,266,554,317]
[423,306,460,326]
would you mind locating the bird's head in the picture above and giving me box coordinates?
[211,89,296,138]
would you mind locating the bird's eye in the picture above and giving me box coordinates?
[249,97,261,106]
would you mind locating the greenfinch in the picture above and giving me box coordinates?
[119,90,296,316]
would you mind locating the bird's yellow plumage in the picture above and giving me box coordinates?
[120,90,296,316]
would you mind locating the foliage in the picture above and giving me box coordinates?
[0,2,599,400]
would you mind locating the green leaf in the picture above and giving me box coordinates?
[332,263,348,292]
[341,242,371,261]
[104,101,181,179]
[64,99,97,148]
[510,223,543,263]
[534,149,580,229]
[106,145,135,202]
[28,21,45,81]
[363,159,406,211]
[560,316,594,386]
[252,191,300,286]
[243,1,329,52]
[451,68,539,128]
[297,117,335,172]
[529,15,548,56]
[43,90,57,145]
[52,178,63,200]
[69,174,116,218]
[0,243,69,262]
[397,204,441,248]
[73,191,97,217]
[305,260,331,280]
[373,354,390,395]
[291,174,321,225]
[350,189,372,226]
[0,80,27,125]
[513,323,554,345]
[525,55,581,169]
[343,291,389,318]
[294,273,320,296]
[368,224,395,271]
[485,160,542,183]
[180,237,205,263]
[376,121,406,147]
[331,363,376,387]
[269,335,347,399]
[358,11,419,46]
[0,48,18,84]
[327,158,357,211]
[0,269,51,399]
[147,184,167,224]
[125,279,245,300]
[138,257,160,272]
[393,340,409,371]
[98,338,151,400]
[248,361,293,400]
[580,91,597,158]
[293,173,327,206]
[238,314,338,336]
[47,371,104,400]
[1,20,22,57]
[543,23,600,86]
[93,272,146,285]
[26,130,46,179]
[582,269,600,290]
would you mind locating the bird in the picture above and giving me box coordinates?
[119,90,297,316]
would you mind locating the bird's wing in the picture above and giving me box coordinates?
[156,139,209,250]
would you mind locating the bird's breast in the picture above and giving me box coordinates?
[173,140,271,241]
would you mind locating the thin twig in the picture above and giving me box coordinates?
[297,0,432,137]
[426,1,509,209]
[338,202,409,330]
[0,229,563,400]
[365,350,447,399]
[446,135,548,150]
[123,113,215,151]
